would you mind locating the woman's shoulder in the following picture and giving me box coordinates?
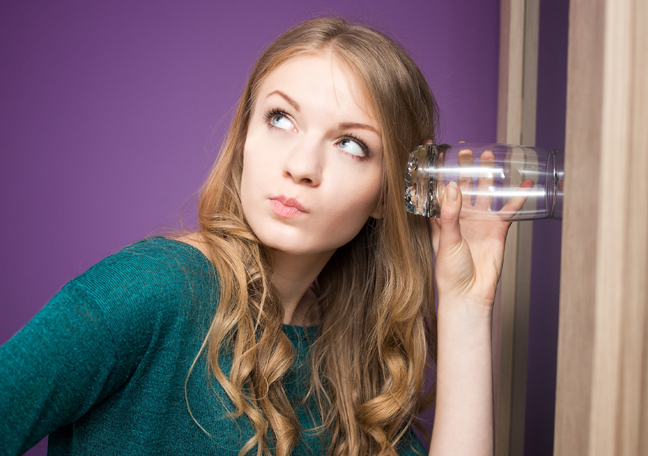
[66,236,219,324]
[80,236,214,288]
[93,235,210,270]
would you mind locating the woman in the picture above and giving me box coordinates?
[1,16,509,456]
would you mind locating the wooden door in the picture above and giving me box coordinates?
[554,0,648,455]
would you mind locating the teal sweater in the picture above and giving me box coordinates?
[0,238,426,455]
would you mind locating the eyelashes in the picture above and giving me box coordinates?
[339,133,370,156]
[262,107,372,160]
[263,108,290,126]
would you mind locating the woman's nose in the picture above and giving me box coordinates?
[282,139,323,186]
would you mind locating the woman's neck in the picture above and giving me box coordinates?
[270,248,333,326]
[178,233,331,326]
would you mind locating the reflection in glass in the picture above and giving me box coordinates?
[404,143,564,221]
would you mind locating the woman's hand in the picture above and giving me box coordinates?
[428,149,530,456]
[429,149,531,314]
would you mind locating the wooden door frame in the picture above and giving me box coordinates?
[554,0,648,454]
[493,1,540,455]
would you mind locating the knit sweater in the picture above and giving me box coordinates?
[0,237,427,456]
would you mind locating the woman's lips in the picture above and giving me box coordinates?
[269,196,307,218]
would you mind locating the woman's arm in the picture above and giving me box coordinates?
[0,238,200,455]
[431,298,494,455]
[428,179,519,456]
[0,280,134,455]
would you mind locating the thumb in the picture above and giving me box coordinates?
[438,181,463,251]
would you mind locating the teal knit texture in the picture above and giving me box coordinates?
[0,238,426,455]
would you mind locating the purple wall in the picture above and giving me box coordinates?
[525,0,569,454]
[0,1,500,454]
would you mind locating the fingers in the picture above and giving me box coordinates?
[457,148,474,211]
[438,181,463,251]
[474,150,495,210]
[500,178,535,215]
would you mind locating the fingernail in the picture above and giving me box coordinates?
[446,181,458,202]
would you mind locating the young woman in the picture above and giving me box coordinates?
[0,16,513,456]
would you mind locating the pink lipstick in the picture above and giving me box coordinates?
[269,196,307,218]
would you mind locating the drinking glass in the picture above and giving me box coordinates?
[404,143,564,221]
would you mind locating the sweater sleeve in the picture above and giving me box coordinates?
[0,280,140,455]
[0,238,211,456]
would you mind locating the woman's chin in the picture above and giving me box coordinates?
[257,235,336,261]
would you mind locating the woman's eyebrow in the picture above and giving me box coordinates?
[266,90,301,111]
[338,122,379,135]
[266,90,379,135]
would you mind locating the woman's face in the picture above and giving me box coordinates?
[240,52,384,260]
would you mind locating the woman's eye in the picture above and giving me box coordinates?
[337,138,365,157]
[270,114,293,130]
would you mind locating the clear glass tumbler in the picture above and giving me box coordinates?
[404,143,564,221]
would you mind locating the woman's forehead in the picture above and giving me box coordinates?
[255,52,379,126]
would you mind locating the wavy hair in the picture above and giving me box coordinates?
[188,16,439,456]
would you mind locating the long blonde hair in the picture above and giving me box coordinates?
[190,16,439,456]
